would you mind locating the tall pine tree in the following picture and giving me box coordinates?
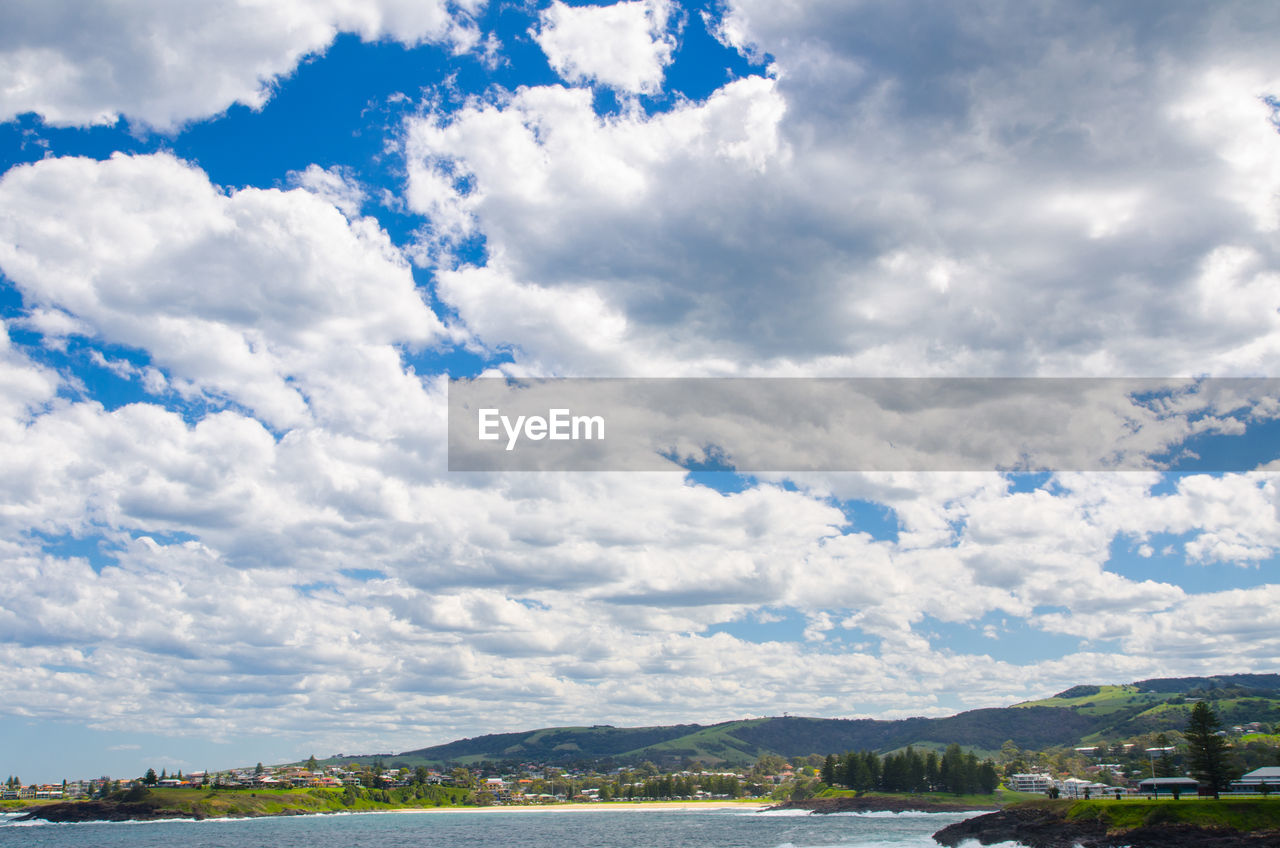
[1185,701,1233,799]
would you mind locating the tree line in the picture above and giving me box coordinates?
[820,744,999,795]
[624,773,743,799]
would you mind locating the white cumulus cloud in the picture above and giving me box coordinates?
[0,0,486,130]
[533,0,677,94]
[0,152,446,432]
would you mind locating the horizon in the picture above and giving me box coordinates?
[9,673,1275,784]
[3,1,1280,784]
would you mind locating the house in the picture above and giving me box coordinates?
[1136,777,1200,798]
[1231,767,1280,793]
[1008,773,1053,793]
[480,777,513,802]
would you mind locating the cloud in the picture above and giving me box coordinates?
[533,0,677,94]
[0,152,446,432]
[0,320,60,422]
[0,0,485,130]
[4,0,1280,766]
[406,1,1280,379]
[405,74,788,370]
[287,164,368,219]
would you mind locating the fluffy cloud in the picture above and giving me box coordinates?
[0,0,485,130]
[533,0,677,94]
[0,152,445,432]
[407,1,1280,379]
[406,75,788,372]
[0,321,59,422]
[3,0,1280,765]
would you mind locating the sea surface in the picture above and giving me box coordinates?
[0,806,1007,848]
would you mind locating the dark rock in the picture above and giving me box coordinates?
[773,795,998,815]
[932,807,1280,848]
[14,799,192,823]
[933,806,1104,847]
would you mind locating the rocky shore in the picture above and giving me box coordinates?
[773,794,998,814]
[14,798,204,823]
[932,805,1280,848]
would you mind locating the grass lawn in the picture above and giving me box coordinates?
[1062,797,1280,831]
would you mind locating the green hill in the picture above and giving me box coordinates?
[357,673,1279,769]
[1012,673,1280,741]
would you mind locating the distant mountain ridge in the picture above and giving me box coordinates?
[375,673,1280,768]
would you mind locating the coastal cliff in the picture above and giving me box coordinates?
[932,799,1280,848]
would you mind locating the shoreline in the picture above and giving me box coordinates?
[11,799,771,825]
[385,800,768,814]
[932,799,1280,848]
[774,795,1000,815]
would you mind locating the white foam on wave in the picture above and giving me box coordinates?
[764,839,954,848]
[0,814,273,827]
[825,809,991,818]
[737,808,815,816]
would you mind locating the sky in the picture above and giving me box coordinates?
[1,0,1279,783]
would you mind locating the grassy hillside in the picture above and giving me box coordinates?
[340,673,1280,770]
[387,708,1098,767]
[1012,673,1280,740]
[396,724,704,766]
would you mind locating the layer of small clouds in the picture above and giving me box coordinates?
[0,0,487,130]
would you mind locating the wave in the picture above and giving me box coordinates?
[737,808,815,816]
[0,814,270,827]
[824,809,992,818]
[737,808,986,819]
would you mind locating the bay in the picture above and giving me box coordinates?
[0,806,994,848]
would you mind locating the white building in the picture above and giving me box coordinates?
[1056,777,1112,798]
[1008,773,1053,793]
[1231,767,1280,792]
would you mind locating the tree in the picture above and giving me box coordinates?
[925,751,940,790]
[752,755,785,777]
[1152,732,1179,778]
[254,762,265,776]
[821,754,837,786]
[1185,701,1233,799]
[940,744,966,794]
[143,768,158,786]
[978,760,999,794]
[306,755,319,772]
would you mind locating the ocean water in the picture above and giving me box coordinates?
[0,806,1005,848]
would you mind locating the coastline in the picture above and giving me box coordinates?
[773,794,999,815]
[382,800,768,814]
[12,798,769,825]
[932,799,1280,848]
